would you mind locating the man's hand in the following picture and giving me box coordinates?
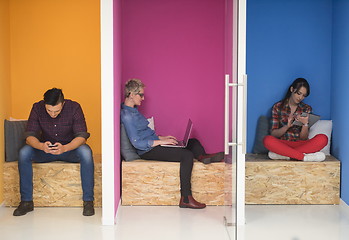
[43,141,54,153]
[44,141,65,155]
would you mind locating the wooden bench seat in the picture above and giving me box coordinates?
[122,160,225,206]
[245,153,340,204]
[122,154,341,206]
[3,154,102,207]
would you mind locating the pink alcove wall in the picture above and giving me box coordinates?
[121,0,225,153]
[114,0,122,213]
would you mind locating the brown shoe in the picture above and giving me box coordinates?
[198,152,225,164]
[83,201,95,216]
[13,201,34,216]
[179,196,206,209]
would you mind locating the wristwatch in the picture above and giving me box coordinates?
[303,123,309,127]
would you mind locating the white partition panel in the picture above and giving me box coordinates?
[224,0,246,239]
[101,0,115,226]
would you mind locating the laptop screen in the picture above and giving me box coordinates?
[182,119,193,145]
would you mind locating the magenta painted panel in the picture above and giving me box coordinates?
[225,0,234,144]
[121,0,225,153]
[114,0,121,214]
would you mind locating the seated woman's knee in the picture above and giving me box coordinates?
[314,134,328,146]
[181,149,194,162]
[263,135,275,147]
[189,138,200,145]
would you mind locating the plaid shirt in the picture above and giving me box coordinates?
[25,99,90,145]
[271,101,312,141]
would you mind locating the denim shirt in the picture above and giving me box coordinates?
[120,103,159,155]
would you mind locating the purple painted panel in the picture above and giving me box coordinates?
[114,0,121,214]
[121,0,225,153]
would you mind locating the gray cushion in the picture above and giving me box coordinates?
[120,124,141,161]
[252,116,270,154]
[4,119,27,162]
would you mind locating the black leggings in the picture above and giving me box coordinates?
[140,138,206,196]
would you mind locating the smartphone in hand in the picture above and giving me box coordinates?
[293,112,308,126]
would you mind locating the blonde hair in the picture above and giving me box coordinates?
[124,79,145,98]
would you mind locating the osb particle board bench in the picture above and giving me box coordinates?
[3,154,102,207]
[122,154,340,206]
[121,160,225,206]
[245,153,340,205]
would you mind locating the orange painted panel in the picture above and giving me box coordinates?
[0,0,11,203]
[10,0,101,153]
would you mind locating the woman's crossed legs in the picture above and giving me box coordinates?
[263,134,328,160]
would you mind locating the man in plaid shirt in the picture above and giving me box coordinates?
[13,88,95,217]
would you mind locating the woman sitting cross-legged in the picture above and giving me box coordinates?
[121,78,224,209]
[263,78,328,161]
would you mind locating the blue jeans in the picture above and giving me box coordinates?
[18,144,94,202]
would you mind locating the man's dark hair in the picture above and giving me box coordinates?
[43,88,65,106]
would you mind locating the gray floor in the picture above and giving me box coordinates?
[1,202,349,240]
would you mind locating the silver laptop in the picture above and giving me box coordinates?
[293,113,320,128]
[161,119,193,148]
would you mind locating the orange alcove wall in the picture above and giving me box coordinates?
[9,0,101,154]
[0,0,11,204]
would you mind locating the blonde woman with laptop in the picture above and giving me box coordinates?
[121,79,224,209]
